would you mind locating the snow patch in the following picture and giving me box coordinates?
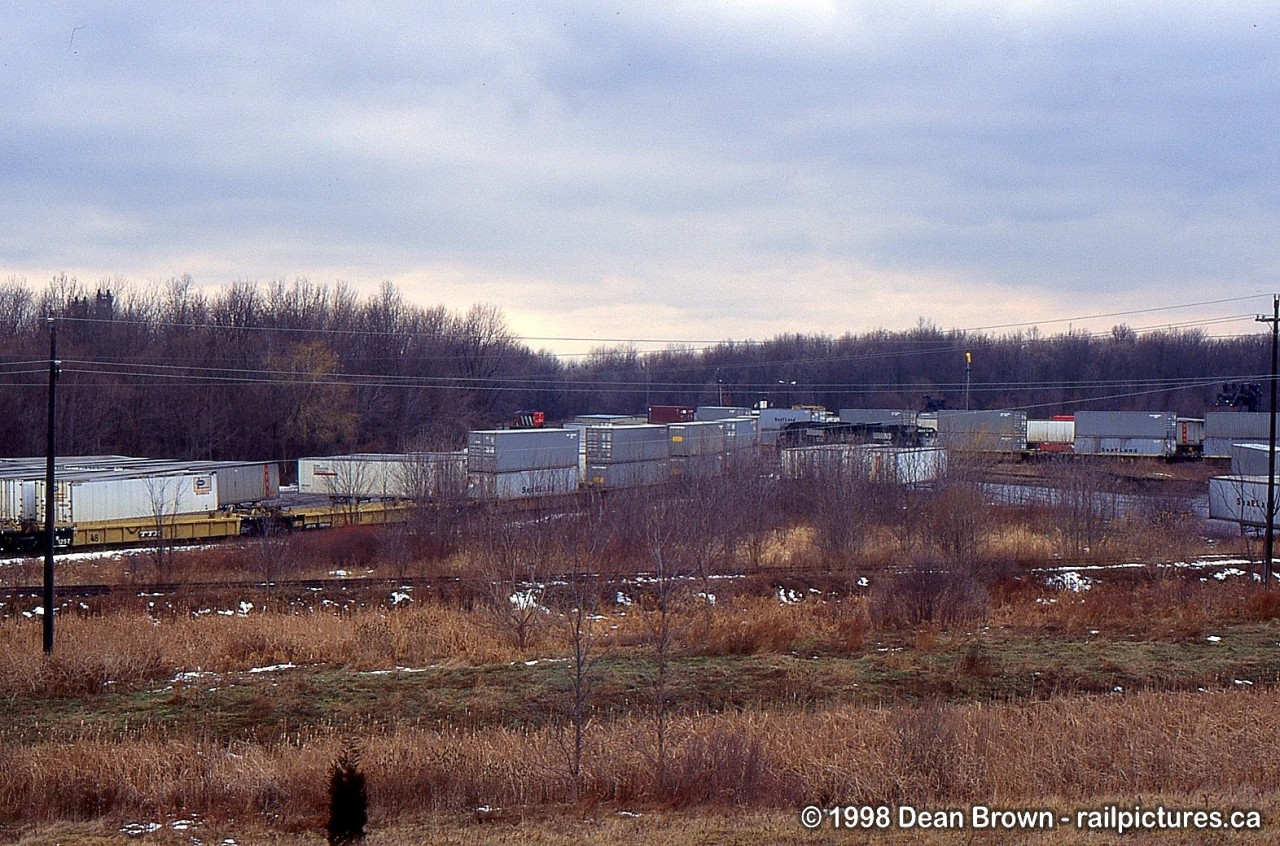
[1045,571,1093,592]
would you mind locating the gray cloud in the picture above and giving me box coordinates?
[3,2,1278,350]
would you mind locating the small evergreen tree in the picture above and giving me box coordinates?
[327,747,367,845]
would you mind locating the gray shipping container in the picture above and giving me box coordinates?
[722,417,759,450]
[467,429,580,473]
[1204,411,1274,458]
[758,408,824,446]
[585,460,670,489]
[584,424,670,464]
[202,462,280,506]
[668,421,727,457]
[467,466,579,500]
[570,414,647,426]
[838,409,917,426]
[931,410,1028,452]
[1074,411,1177,457]
[669,453,723,478]
[695,406,752,421]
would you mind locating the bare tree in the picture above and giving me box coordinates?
[628,482,713,797]
[550,490,618,801]
[1051,459,1120,560]
[143,476,181,579]
[472,504,560,650]
[246,515,297,587]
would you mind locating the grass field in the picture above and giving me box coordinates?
[1,491,1277,844]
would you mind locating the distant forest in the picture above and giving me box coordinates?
[0,277,1268,461]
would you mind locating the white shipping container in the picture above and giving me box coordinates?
[859,446,947,485]
[1209,475,1279,527]
[468,466,579,500]
[781,444,945,485]
[299,453,467,499]
[1027,419,1075,445]
[467,429,580,473]
[24,473,218,525]
[0,479,21,524]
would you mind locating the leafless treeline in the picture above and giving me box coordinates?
[0,276,558,459]
[0,275,1264,460]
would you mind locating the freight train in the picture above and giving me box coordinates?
[0,404,1267,553]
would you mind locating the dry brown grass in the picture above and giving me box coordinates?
[0,604,528,698]
[4,690,1280,829]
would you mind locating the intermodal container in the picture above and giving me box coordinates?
[695,406,751,421]
[838,409,917,426]
[668,421,727,457]
[24,472,219,525]
[1074,411,1177,457]
[1208,475,1276,527]
[467,466,579,500]
[1204,411,1273,458]
[298,453,466,499]
[466,429,580,474]
[584,424,670,464]
[648,405,696,424]
[931,410,1028,453]
[585,460,670,489]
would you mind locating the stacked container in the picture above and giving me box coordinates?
[584,424,670,489]
[695,406,751,421]
[927,410,1028,453]
[838,409,917,426]
[668,421,727,477]
[1204,411,1271,459]
[1074,411,1178,458]
[648,406,695,424]
[467,429,580,499]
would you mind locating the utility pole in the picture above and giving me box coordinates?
[965,351,972,411]
[43,317,59,652]
[1257,295,1279,588]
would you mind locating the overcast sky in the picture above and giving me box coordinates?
[3,2,1278,354]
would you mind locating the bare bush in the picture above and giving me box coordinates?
[869,562,989,628]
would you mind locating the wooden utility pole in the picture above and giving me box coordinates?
[1257,296,1279,587]
[43,317,59,652]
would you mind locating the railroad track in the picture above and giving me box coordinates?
[3,554,1201,604]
